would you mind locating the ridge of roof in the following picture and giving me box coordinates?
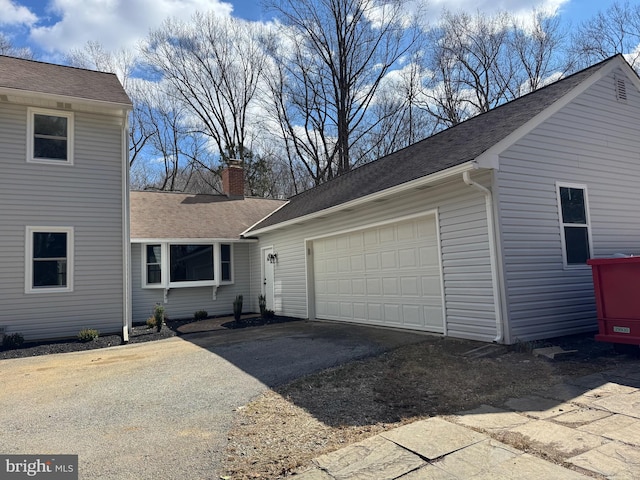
[248,55,625,232]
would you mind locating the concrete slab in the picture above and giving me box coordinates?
[295,467,335,480]
[590,391,640,419]
[434,439,520,478]
[578,414,640,446]
[503,395,577,419]
[381,418,485,460]
[508,420,604,457]
[605,366,640,382]
[397,465,459,479]
[538,383,589,403]
[314,435,425,480]
[568,442,640,479]
[532,346,578,360]
[552,408,612,426]
[453,405,530,431]
[467,453,591,479]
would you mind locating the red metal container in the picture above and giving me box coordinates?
[587,257,640,345]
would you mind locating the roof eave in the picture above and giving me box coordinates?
[131,237,259,243]
[246,161,479,236]
[0,86,132,113]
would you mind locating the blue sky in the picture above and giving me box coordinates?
[0,0,624,62]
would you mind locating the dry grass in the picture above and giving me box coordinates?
[221,335,629,479]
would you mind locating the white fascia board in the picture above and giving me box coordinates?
[131,237,258,244]
[475,57,624,165]
[0,86,132,114]
[241,200,291,237]
[247,161,478,236]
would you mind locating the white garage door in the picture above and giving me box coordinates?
[313,215,444,332]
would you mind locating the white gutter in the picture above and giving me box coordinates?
[462,171,504,343]
[247,161,477,236]
[122,113,132,342]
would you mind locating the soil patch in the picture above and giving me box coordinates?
[221,315,302,329]
[222,333,640,479]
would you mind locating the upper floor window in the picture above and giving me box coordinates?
[27,108,74,165]
[556,183,592,267]
[25,226,74,293]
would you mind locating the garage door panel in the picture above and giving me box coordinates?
[400,277,420,296]
[313,216,444,333]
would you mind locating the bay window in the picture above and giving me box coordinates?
[142,242,233,288]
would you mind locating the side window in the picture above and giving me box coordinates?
[26,227,74,293]
[145,244,162,285]
[27,108,74,164]
[556,183,592,266]
[221,244,232,282]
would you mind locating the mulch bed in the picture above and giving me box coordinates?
[0,315,299,360]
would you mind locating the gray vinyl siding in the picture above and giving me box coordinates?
[130,242,256,322]
[255,173,498,342]
[0,102,126,340]
[497,67,640,342]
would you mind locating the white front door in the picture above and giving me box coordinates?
[262,247,275,311]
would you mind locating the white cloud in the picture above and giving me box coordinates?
[29,0,233,53]
[0,0,37,26]
[427,0,568,20]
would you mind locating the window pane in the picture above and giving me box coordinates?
[222,263,231,281]
[560,187,586,224]
[34,114,67,136]
[170,245,214,282]
[564,226,590,264]
[33,260,67,287]
[33,232,67,258]
[221,244,231,262]
[146,245,161,264]
[147,265,161,284]
[34,137,67,160]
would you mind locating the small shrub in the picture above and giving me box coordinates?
[146,317,156,329]
[233,295,243,321]
[194,310,208,321]
[264,309,275,320]
[78,328,99,342]
[153,304,166,332]
[2,332,24,350]
[258,294,267,316]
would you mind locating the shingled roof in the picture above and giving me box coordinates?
[0,55,131,106]
[248,55,625,232]
[130,191,286,240]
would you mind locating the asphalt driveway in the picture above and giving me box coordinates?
[0,320,425,479]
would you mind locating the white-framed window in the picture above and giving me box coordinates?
[220,243,233,283]
[27,107,74,165]
[142,242,234,288]
[25,226,74,293]
[556,183,592,267]
[145,244,162,285]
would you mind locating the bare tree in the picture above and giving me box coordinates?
[143,14,268,167]
[66,42,153,167]
[265,0,420,185]
[0,33,33,59]
[572,1,640,69]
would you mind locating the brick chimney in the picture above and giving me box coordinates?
[221,160,244,198]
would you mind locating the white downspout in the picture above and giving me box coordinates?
[122,112,132,343]
[463,171,504,343]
